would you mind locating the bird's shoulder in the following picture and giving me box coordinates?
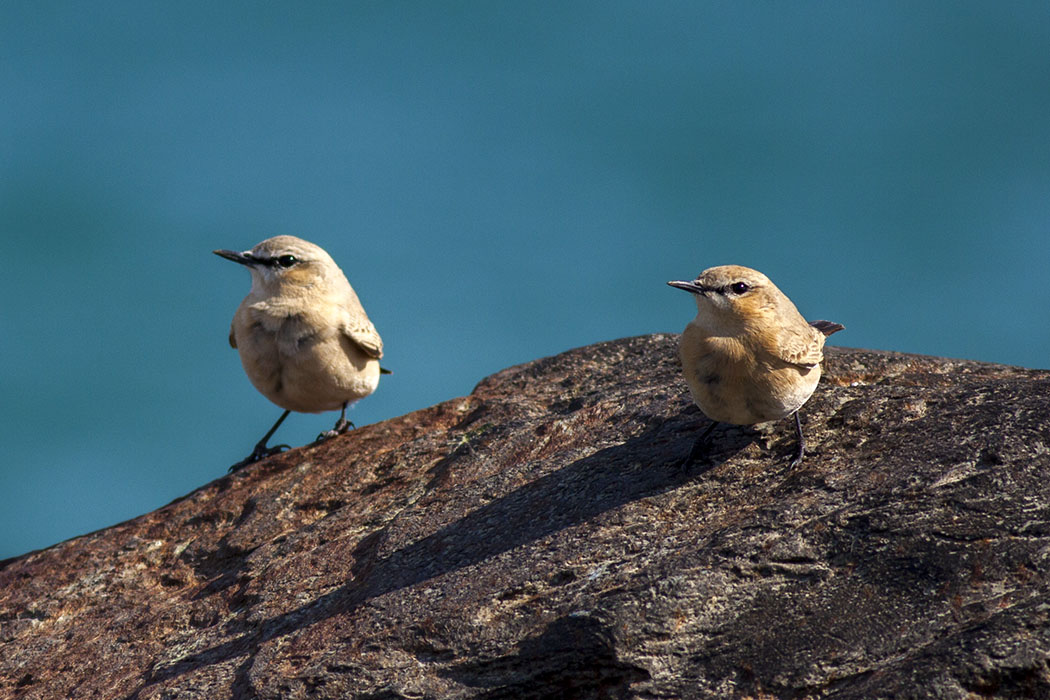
[327,287,381,359]
[305,275,383,359]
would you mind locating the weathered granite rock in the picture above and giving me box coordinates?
[2,335,1049,699]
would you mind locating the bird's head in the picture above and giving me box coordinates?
[214,235,340,295]
[668,265,783,328]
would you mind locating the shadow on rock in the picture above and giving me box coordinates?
[131,417,750,696]
[443,613,651,699]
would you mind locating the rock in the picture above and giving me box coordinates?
[1,335,1049,699]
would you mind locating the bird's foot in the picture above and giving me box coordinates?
[678,421,720,472]
[228,442,291,472]
[315,418,355,443]
[680,448,718,474]
[679,445,707,472]
[788,444,805,470]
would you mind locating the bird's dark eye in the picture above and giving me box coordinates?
[275,255,298,268]
[729,282,750,294]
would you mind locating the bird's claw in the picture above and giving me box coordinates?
[315,418,355,443]
[228,443,290,472]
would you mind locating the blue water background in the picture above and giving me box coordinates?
[2,2,1048,559]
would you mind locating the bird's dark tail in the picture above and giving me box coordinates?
[809,320,845,337]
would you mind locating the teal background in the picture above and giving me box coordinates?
[2,2,1049,560]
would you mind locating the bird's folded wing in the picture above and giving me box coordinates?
[343,318,384,359]
[772,325,824,368]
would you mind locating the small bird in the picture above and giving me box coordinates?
[668,265,843,469]
[214,235,387,471]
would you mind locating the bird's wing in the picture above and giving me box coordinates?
[342,316,384,359]
[772,324,825,368]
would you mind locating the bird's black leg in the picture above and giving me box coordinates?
[681,420,719,470]
[229,410,292,472]
[788,411,805,469]
[317,402,355,442]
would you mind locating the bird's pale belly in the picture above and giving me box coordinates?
[682,349,820,426]
[238,328,380,413]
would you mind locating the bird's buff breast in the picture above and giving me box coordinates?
[234,313,380,413]
[679,328,820,425]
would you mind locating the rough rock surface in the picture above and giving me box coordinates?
[2,335,1049,699]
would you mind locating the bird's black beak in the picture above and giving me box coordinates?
[667,279,706,295]
[213,249,256,267]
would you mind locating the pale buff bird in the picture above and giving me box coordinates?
[215,235,388,470]
[668,265,842,468]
